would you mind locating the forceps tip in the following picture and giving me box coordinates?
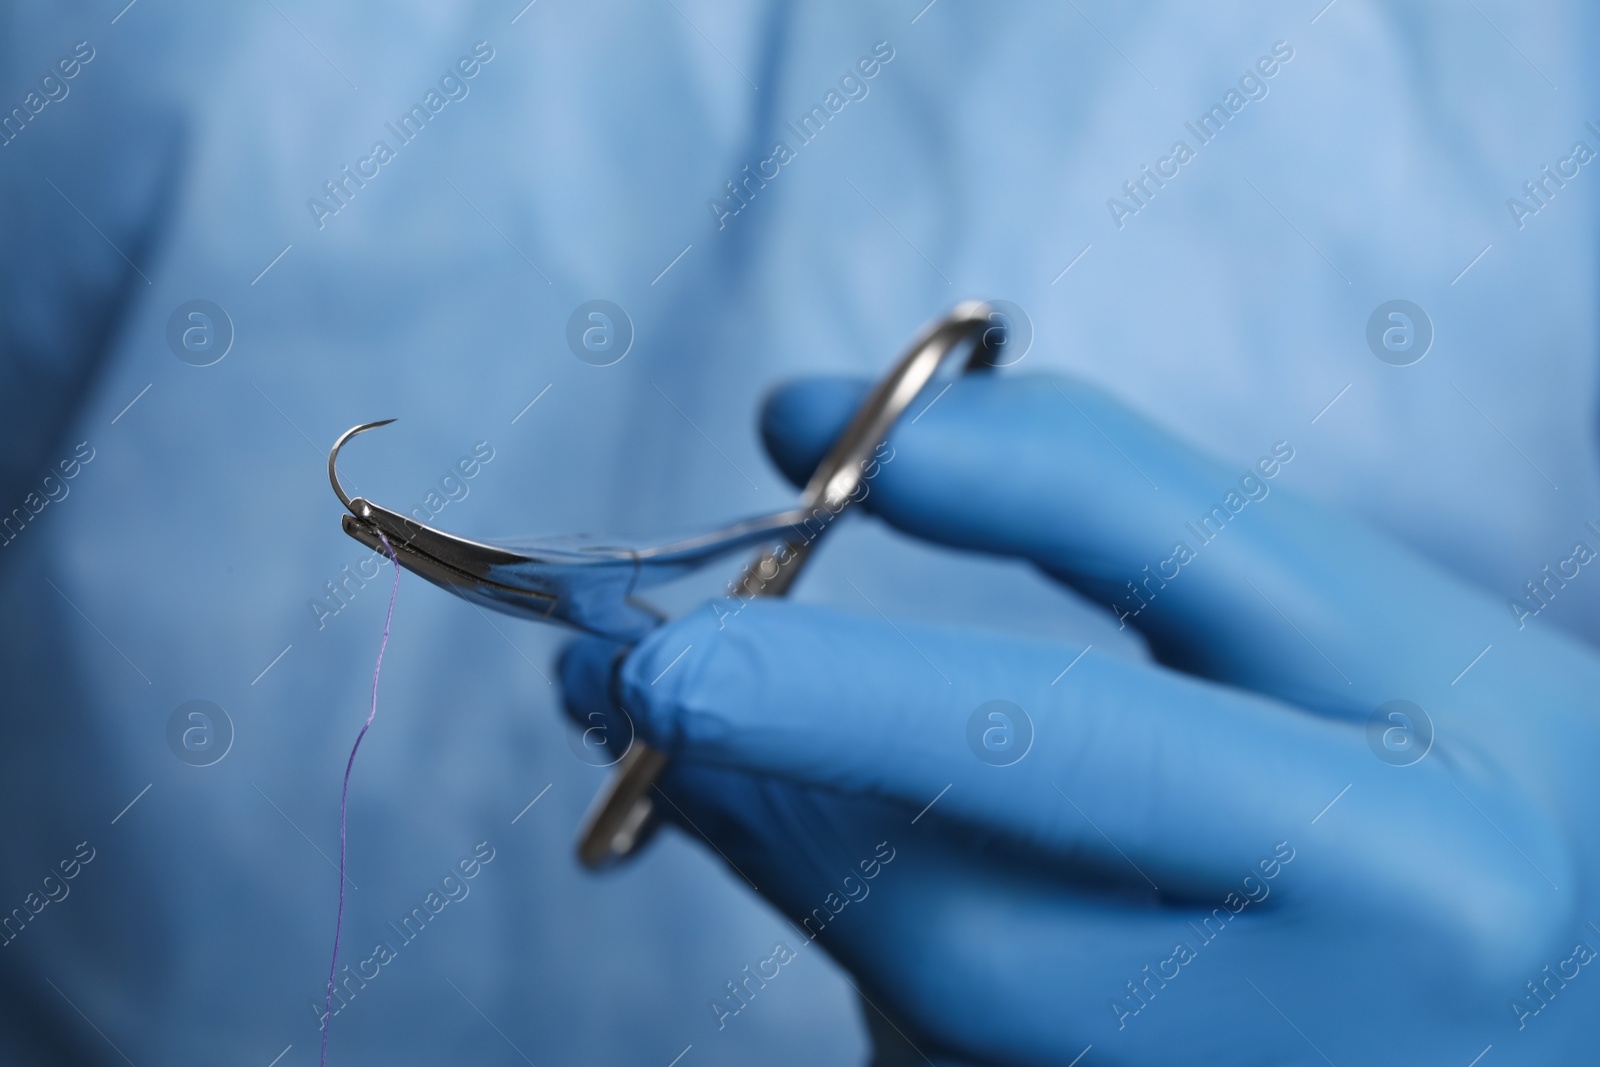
[328,419,397,512]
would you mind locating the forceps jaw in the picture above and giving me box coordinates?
[339,510,563,614]
[327,420,813,641]
[330,419,575,624]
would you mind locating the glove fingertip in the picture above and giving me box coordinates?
[556,635,627,730]
[759,376,872,489]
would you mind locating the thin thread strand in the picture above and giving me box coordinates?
[320,532,400,1066]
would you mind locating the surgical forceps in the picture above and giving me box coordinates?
[329,302,1004,867]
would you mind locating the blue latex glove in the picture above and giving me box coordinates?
[563,373,1599,1066]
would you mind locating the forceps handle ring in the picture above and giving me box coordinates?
[575,302,999,869]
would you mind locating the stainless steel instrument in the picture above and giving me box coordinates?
[328,302,1003,867]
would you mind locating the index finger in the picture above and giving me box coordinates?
[761,374,1519,713]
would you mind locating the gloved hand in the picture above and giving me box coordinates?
[561,373,1600,1066]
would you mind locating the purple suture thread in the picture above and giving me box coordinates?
[320,531,400,1067]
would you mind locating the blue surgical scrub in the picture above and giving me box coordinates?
[1,1,1595,1063]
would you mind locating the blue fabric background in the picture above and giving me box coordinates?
[0,1,1594,1062]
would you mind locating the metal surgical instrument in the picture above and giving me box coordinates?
[329,302,1004,867]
